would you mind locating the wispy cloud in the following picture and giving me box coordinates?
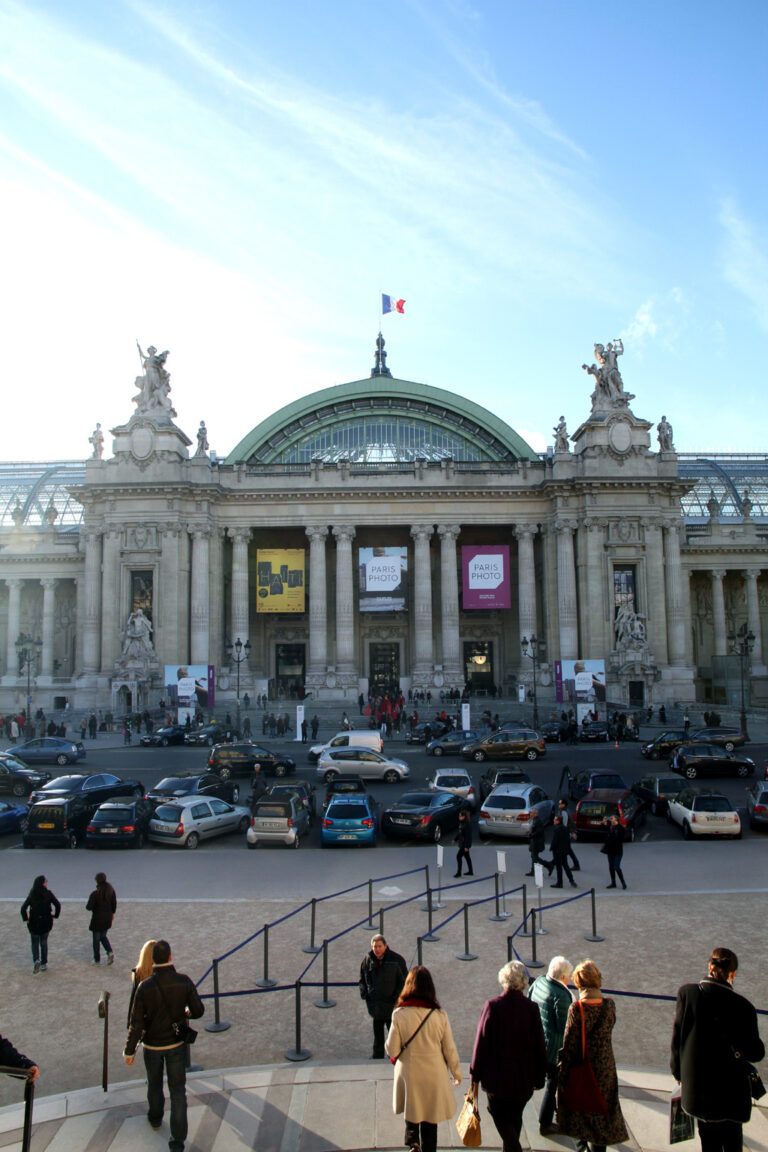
[719,198,768,332]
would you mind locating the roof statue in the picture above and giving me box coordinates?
[133,342,177,420]
[583,339,635,413]
[657,415,675,452]
[89,423,104,459]
[195,421,209,458]
[553,415,569,453]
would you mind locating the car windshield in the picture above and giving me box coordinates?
[436,776,468,787]
[486,796,526,810]
[41,777,81,790]
[94,808,132,822]
[658,779,680,792]
[696,797,733,812]
[255,804,290,817]
[580,802,619,819]
[594,776,625,788]
[328,803,369,818]
[153,804,183,821]
[330,782,364,794]
[30,804,66,821]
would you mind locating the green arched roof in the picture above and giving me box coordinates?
[225,378,539,465]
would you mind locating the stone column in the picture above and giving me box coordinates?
[556,520,578,660]
[189,526,211,664]
[664,523,687,666]
[82,529,102,675]
[158,524,183,664]
[5,578,22,677]
[582,519,606,658]
[40,578,56,677]
[100,528,121,673]
[437,524,461,684]
[743,569,765,672]
[644,519,668,665]
[208,527,225,670]
[332,526,356,676]
[710,569,727,657]
[515,525,538,648]
[410,525,434,682]
[229,528,252,660]
[306,526,329,679]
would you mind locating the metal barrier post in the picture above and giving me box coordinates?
[98,990,110,1091]
[518,884,531,937]
[585,888,605,942]
[423,889,439,942]
[205,958,231,1032]
[507,934,514,962]
[363,880,377,930]
[417,936,423,966]
[314,940,337,1008]
[420,864,432,910]
[285,980,311,1061]
[378,908,384,935]
[489,873,506,922]
[303,897,321,954]
[255,924,277,988]
[528,908,544,969]
[21,1078,34,1152]
[456,903,478,961]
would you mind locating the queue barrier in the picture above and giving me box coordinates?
[0,1066,35,1152]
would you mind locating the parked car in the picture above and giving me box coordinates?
[478,766,532,802]
[426,730,480,756]
[478,783,554,840]
[671,744,755,780]
[322,775,368,812]
[640,730,687,760]
[0,753,51,797]
[29,773,144,808]
[321,793,379,848]
[316,748,410,784]
[184,724,231,747]
[381,791,467,843]
[149,796,251,848]
[667,788,742,839]
[85,797,154,848]
[567,770,627,802]
[11,737,85,766]
[578,722,611,743]
[208,741,295,779]
[426,767,477,809]
[461,729,545,763]
[689,726,746,752]
[307,730,382,763]
[0,797,28,834]
[145,774,241,807]
[573,789,646,841]
[246,795,310,849]
[140,725,187,747]
[539,721,567,743]
[405,721,451,745]
[631,772,683,816]
[265,782,317,823]
[23,796,91,848]
[745,781,768,830]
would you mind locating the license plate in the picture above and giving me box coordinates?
[338,833,357,840]
[588,819,602,826]
[155,823,173,833]
[258,820,281,829]
[392,817,411,825]
[707,817,726,823]
[101,827,120,834]
[38,823,55,829]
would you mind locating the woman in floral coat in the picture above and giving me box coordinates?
[556,960,628,1152]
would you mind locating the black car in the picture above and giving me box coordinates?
[689,727,747,752]
[85,797,154,848]
[631,772,684,816]
[208,741,295,779]
[671,744,755,780]
[23,796,91,848]
[425,730,480,756]
[145,774,241,807]
[140,725,187,747]
[184,724,231,747]
[405,721,451,745]
[567,770,628,802]
[322,775,368,812]
[29,773,144,809]
[640,730,687,760]
[579,722,611,742]
[0,753,51,797]
[539,722,567,743]
[381,791,467,842]
[479,766,532,802]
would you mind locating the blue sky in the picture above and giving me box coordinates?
[0,0,765,460]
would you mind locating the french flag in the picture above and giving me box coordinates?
[382,294,405,314]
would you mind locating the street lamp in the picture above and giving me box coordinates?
[225,637,251,737]
[15,633,42,738]
[727,623,754,741]
[520,634,540,730]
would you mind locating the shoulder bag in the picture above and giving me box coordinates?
[558,1001,608,1115]
[456,1083,482,1148]
[389,1007,435,1063]
[154,976,197,1045]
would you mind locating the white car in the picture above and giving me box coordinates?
[316,747,410,784]
[478,782,554,839]
[148,796,251,849]
[427,768,477,810]
[666,788,741,839]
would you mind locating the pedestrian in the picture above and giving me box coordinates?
[549,815,577,888]
[124,940,205,1152]
[453,809,474,877]
[89,712,98,739]
[359,933,408,1059]
[385,966,462,1152]
[671,947,764,1152]
[10,717,18,743]
[80,715,87,741]
[556,959,628,1152]
[301,718,308,744]
[558,799,580,871]
[86,872,117,965]
[528,956,574,1136]
[0,1032,39,1081]
[311,714,319,739]
[20,875,61,974]
[525,809,552,877]
[602,815,627,889]
[684,710,690,735]
[127,940,156,1026]
[470,960,547,1152]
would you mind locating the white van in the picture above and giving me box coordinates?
[307,729,383,763]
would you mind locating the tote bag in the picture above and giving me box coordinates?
[558,1002,608,1115]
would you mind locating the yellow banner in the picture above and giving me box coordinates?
[256,549,306,613]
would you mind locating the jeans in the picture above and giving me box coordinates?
[92,930,112,961]
[698,1119,743,1152]
[405,1119,437,1152]
[372,1014,392,1057]
[143,1045,187,1151]
[487,1095,525,1152]
[538,1063,558,1128]
[30,932,49,964]
[607,855,626,888]
[551,856,575,885]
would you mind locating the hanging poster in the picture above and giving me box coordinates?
[555,659,606,721]
[462,545,511,609]
[164,664,215,716]
[256,549,306,613]
[358,546,408,612]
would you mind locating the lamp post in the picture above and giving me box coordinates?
[225,637,251,738]
[520,634,540,730]
[15,633,42,738]
[727,623,754,741]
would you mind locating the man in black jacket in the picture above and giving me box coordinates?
[548,816,577,888]
[359,934,408,1058]
[124,940,205,1152]
[525,810,552,877]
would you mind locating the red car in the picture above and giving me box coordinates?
[573,788,646,842]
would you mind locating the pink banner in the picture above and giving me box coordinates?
[462,545,511,609]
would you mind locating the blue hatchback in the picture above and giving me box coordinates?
[321,793,378,847]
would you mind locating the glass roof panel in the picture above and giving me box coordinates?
[0,462,85,527]
[678,455,768,520]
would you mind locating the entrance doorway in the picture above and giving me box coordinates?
[464,641,494,694]
[276,644,305,699]
[369,643,400,697]
[628,680,645,708]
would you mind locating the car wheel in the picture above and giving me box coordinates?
[433,746,444,757]
[684,765,698,780]
[651,749,660,761]
[724,741,735,753]
[736,764,749,778]
[185,832,200,849]
[56,754,69,766]
[682,821,692,840]
[219,767,231,781]
[12,781,26,797]
[383,770,399,784]
[324,770,339,784]
[161,738,169,747]
[432,823,443,843]
[473,750,486,762]
[274,763,287,778]
[237,816,249,833]
[68,832,78,848]
[526,749,539,761]
[247,840,257,850]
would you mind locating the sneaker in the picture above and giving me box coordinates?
[92,958,101,965]
[33,961,40,974]
[40,963,48,971]
[107,953,115,965]
[147,1114,162,1130]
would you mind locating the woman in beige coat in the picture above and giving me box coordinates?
[385,967,462,1152]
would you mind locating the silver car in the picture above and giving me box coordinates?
[427,767,478,810]
[745,781,768,830]
[316,747,410,784]
[478,782,554,839]
[148,796,251,849]
[246,796,310,848]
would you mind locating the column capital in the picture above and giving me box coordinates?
[436,524,461,542]
[306,525,329,544]
[555,519,578,536]
[83,528,103,547]
[40,577,56,590]
[711,568,727,582]
[742,568,762,581]
[5,576,22,589]
[581,518,603,533]
[513,524,538,541]
[188,524,213,540]
[410,525,433,542]
[158,521,182,538]
[228,526,252,544]
[665,520,683,541]
[332,525,356,544]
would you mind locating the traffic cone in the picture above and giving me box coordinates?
[614,737,619,750]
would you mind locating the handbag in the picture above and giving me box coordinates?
[558,1002,608,1115]
[736,1057,766,1101]
[456,1084,482,1148]
[669,1089,695,1143]
[389,1007,435,1063]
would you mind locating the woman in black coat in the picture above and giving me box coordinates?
[453,810,473,877]
[602,816,626,889]
[671,947,764,1152]
[86,872,117,965]
[20,875,61,974]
